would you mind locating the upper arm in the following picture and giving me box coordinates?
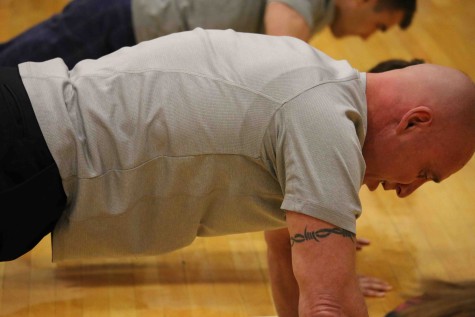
[264,2,311,41]
[271,90,365,235]
[265,227,292,261]
[285,211,368,316]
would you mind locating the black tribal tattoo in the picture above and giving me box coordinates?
[290,226,355,247]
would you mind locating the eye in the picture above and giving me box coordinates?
[378,24,388,32]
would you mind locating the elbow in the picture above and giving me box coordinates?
[299,295,343,317]
[299,293,368,317]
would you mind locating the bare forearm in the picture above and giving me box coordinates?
[265,229,299,317]
[287,213,369,317]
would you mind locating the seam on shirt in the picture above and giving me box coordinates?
[21,69,358,107]
[263,75,361,137]
[284,194,357,214]
[62,153,265,181]
[281,75,359,104]
[282,195,358,233]
[21,69,285,104]
[258,75,361,176]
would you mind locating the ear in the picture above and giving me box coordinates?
[396,106,433,134]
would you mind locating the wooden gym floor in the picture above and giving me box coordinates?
[0,0,474,316]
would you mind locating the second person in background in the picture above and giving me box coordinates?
[0,0,416,68]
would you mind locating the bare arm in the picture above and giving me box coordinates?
[265,228,299,317]
[264,2,311,41]
[265,229,389,315]
[286,211,368,317]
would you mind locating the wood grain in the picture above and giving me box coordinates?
[1,1,474,316]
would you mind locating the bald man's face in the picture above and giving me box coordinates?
[363,64,475,198]
[363,124,473,198]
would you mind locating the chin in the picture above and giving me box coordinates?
[329,26,345,38]
[366,184,377,192]
[363,178,379,191]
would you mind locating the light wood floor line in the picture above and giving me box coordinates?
[1,0,474,316]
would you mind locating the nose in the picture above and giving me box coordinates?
[397,179,429,198]
[360,33,371,40]
[360,27,379,40]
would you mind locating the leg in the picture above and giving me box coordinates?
[0,0,136,69]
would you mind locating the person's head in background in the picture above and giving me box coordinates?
[369,58,425,73]
[331,0,417,40]
[385,279,475,317]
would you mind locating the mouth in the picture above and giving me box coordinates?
[381,181,402,196]
[366,179,401,195]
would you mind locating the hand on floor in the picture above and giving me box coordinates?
[358,275,392,297]
[356,237,371,251]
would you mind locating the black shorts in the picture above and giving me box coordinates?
[0,67,66,261]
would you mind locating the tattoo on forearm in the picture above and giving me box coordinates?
[290,226,355,247]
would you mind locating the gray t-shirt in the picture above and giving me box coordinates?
[131,0,335,42]
[19,29,366,261]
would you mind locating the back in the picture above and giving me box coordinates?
[19,29,366,261]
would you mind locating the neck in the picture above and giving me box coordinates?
[362,72,400,160]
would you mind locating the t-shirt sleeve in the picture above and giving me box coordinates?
[267,84,365,233]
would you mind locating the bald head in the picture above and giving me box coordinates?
[400,64,474,112]
[408,64,473,142]
[363,64,475,197]
[367,63,475,148]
